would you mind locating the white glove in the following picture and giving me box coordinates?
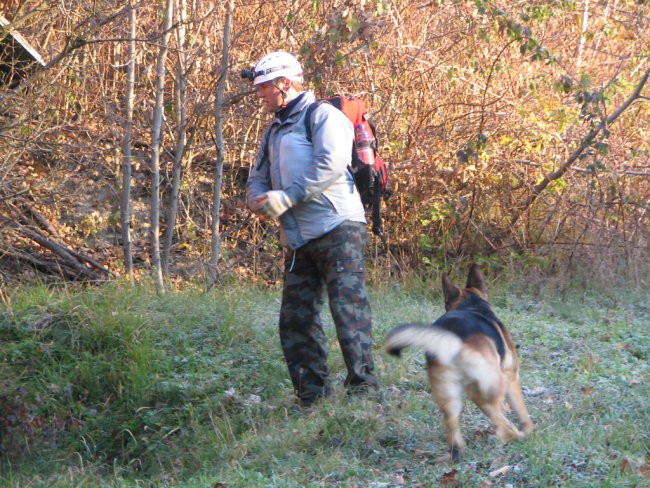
[252,190,292,219]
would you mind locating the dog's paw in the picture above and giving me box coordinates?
[522,421,534,437]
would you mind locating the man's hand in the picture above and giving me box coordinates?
[251,190,292,219]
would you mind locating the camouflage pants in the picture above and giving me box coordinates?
[279,221,378,405]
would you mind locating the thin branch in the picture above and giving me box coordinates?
[506,67,650,232]
[0,3,133,104]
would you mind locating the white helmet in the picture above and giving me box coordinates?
[252,51,303,85]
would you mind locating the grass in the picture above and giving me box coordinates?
[0,274,648,487]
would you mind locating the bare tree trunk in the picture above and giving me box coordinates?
[120,2,136,283]
[592,0,616,57]
[162,0,188,275]
[576,0,590,69]
[150,0,174,294]
[207,0,234,288]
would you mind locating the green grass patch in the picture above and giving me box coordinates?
[1,279,648,487]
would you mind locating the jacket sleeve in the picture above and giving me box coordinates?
[245,128,273,211]
[282,103,354,205]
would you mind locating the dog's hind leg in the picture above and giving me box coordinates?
[505,373,534,435]
[428,365,465,461]
[475,396,525,443]
[465,352,525,443]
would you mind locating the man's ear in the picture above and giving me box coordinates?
[277,77,291,91]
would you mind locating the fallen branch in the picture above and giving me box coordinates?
[20,203,62,240]
[0,243,80,281]
[9,202,116,278]
[0,244,55,270]
[16,227,103,281]
[67,246,116,277]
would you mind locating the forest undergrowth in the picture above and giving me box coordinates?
[2,1,649,290]
[0,268,648,487]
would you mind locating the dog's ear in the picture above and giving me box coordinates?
[442,273,460,311]
[466,263,487,295]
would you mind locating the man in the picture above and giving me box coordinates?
[245,51,378,406]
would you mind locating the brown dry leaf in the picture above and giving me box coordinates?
[580,386,594,395]
[640,461,650,478]
[620,457,635,472]
[620,456,650,477]
[440,468,460,487]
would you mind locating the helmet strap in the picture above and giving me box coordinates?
[273,78,289,99]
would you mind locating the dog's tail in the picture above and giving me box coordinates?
[384,323,463,366]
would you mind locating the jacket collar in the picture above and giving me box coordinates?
[273,91,315,125]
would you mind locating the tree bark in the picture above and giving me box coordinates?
[121,2,136,282]
[162,0,188,276]
[149,0,174,294]
[207,0,234,288]
[576,0,590,69]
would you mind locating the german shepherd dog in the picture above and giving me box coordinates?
[384,264,533,461]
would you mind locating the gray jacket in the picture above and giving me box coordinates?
[246,91,366,250]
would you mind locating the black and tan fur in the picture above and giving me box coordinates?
[384,264,533,461]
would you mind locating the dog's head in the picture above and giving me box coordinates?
[442,263,488,311]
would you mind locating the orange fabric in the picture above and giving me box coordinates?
[338,96,367,127]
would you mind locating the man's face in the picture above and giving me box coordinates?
[256,78,286,113]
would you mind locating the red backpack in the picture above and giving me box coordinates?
[304,95,389,237]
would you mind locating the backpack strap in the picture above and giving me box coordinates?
[303,100,326,143]
[371,175,384,239]
[262,96,324,163]
[303,97,360,194]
